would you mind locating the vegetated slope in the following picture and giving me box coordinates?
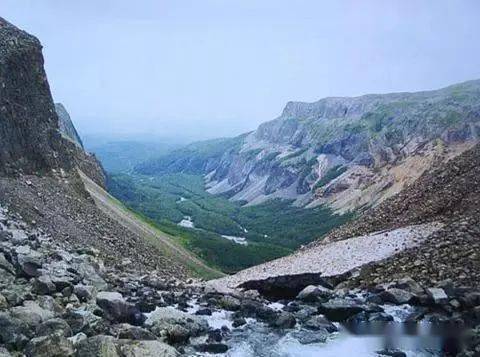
[79,171,222,279]
[136,80,480,213]
[0,17,207,280]
[313,142,480,288]
[107,172,350,272]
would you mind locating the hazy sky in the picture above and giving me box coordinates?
[2,0,480,141]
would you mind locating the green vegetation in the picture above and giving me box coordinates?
[108,172,353,273]
[313,165,348,190]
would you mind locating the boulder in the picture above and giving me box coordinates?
[118,340,179,357]
[290,329,329,344]
[0,312,31,350]
[0,293,8,309]
[62,308,104,335]
[96,291,144,325]
[194,343,229,354]
[318,298,369,322]
[296,285,333,302]
[114,324,157,340]
[74,284,96,302]
[232,317,246,328]
[67,332,87,346]
[0,252,15,275]
[10,300,54,328]
[36,318,72,337]
[25,334,74,357]
[427,288,448,305]
[303,315,338,332]
[166,324,191,344]
[0,347,12,357]
[217,295,241,311]
[271,312,296,329]
[145,307,208,338]
[378,288,414,305]
[75,335,120,357]
[32,275,57,295]
[15,246,43,277]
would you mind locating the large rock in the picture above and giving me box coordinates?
[317,298,375,322]
[296,285,333,303]
[0,252,15,275]
[96,291,144,325]
[75,335,120,357]
[0,312,31,350]
[145,307,208,338]
[378,288,415,305]
[9,300,54,328]
[25,334,74,357]
[36,318,72,337]
[427,288,448,305]
[118,340,179,357]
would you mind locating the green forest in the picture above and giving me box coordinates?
[108,173,353,273]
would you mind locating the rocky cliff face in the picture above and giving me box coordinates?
[137,80,480,212]
[0,18,105,187]
[55,103,84,149]
[0,18,71,174]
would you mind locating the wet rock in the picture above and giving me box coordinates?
[36,318,72,337]
[166,324,191,344]
[145,307,208,338]
[377,349,407,357]
[194,343,229,354]
[296,285,333,303]
[427,288,448,305]
[317,298,369,322]
[75,335,120,357]
[232,317,246,328]
[195,308,212,316]
[303,314,338,332]
[119,340,180,356]
[25,334,74,357]
[378,288,414,305]
[217,295,241,311]
[271,312,296,329]
[290,329,329,344]
[293,305,317,321]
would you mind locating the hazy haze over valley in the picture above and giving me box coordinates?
[2,0,480,142]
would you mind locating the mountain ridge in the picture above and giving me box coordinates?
[136,79,480,214]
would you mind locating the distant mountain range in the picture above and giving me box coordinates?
[136,80,480,213]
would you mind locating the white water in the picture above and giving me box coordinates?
[178,216,195,228]
[221,235,248,245]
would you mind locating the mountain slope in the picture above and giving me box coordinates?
[137,81,480,213]
[209,141,480,293]
[0,17,213,279]
[55,102,84,148]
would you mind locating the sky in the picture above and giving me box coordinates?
[1,0,480,141]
